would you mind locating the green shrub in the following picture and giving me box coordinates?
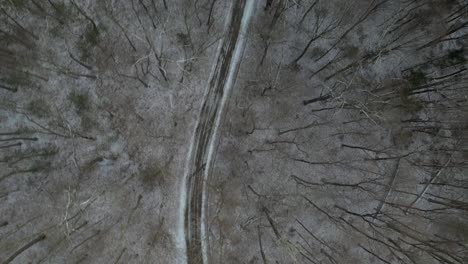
[446,49,466,66]
[77,25,100,61]
[343,45,359,60]
[80,113,97,130]
[68,90,90,113]
[54,2,73,20]
[2,71,30,87]
[8,0,26,8]
[27,99,51,118]
[140,164,165,190]
[176,33,190,46]
[400,86,423,113]
[406,70,427,88]
[84,26,100,46]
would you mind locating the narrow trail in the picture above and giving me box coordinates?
[177,0,256,263]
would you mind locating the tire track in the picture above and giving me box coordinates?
[178,1,256,263]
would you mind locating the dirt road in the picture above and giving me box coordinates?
[178,1,256,263]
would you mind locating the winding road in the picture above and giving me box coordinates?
[178,1,256,263]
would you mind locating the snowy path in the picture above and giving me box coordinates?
[177,0,256,263]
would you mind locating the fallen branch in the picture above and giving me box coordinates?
[373,158,400,218]
[257,226,268,264]
[2,234,46,264]
[406,157,451,213]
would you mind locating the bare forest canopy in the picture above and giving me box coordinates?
[0,0,467,263]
